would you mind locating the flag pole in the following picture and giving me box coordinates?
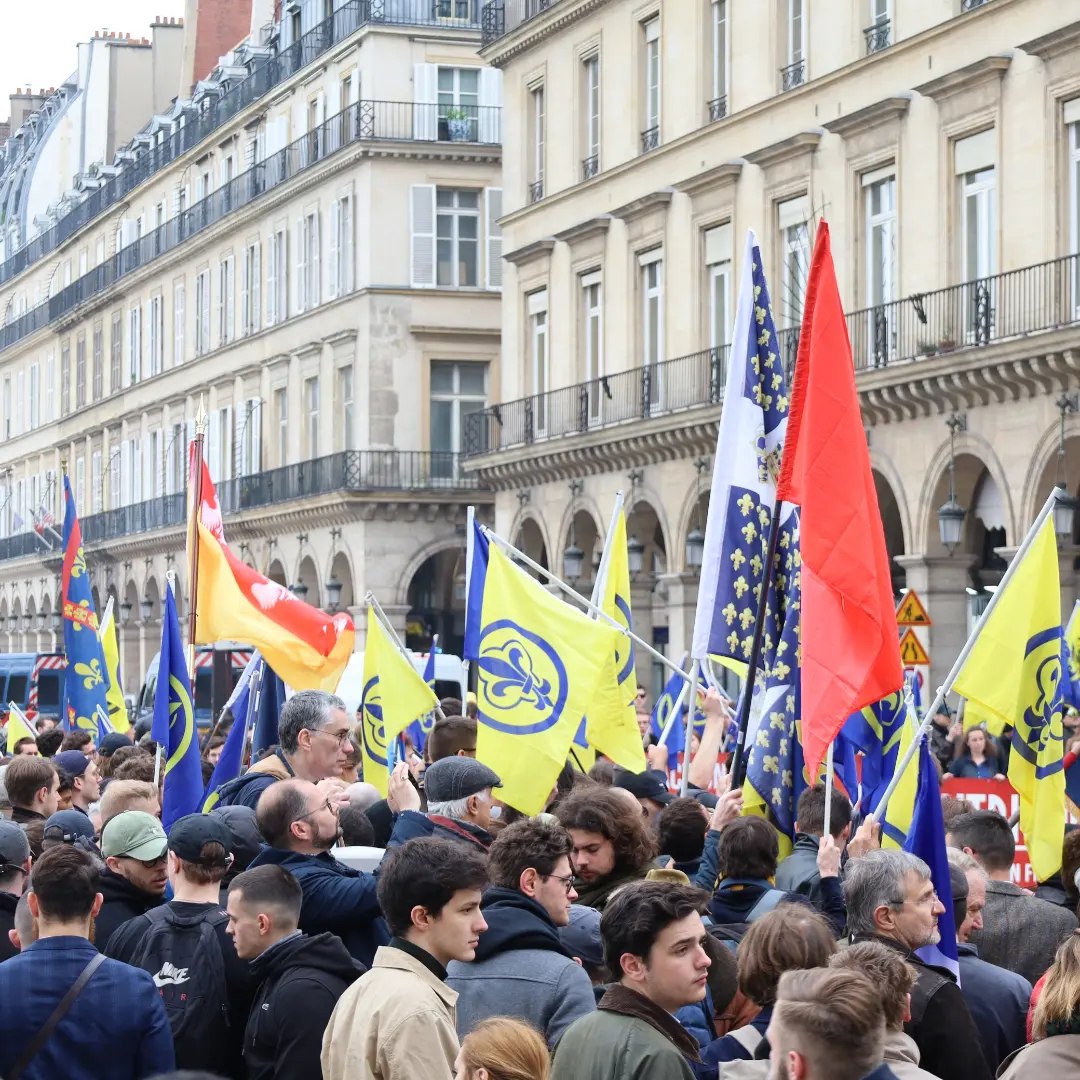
[656,665,694,748]
[481,525,693,687]
[822,741,836,838]
[873,485,1064,820]
[726,504,785,788]
[186,403,208,681]
[590,491,625,608]
[679,660,701,795]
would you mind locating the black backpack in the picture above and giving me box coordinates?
[124,905,233,1071]
[708,887,788,953]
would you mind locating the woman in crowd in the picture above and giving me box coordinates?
[948,727,1005,781]
[454,1017,551,1080]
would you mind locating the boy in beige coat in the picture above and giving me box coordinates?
[321,837,488,1080]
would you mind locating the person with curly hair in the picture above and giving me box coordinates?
[555,785,658,910]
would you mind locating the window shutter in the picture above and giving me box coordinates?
[268,237,278,325]
[296,220,307,312]
[252,244,261,332]
[223,405,234,481]
[349,68,360,105]
[410,185,436,288]
[414,63,438,141]
[329,200,340,299]
[485,188,503,291]
[479,68,503,144]
[342,195,353,293]
[241,252,250,335]
[311,213,320,307]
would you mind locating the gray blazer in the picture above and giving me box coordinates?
[970,879,1077,985]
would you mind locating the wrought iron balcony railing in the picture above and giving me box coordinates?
[581,154,599,181]
[0,0,483,292]
[780,60,806,91]
[864,19,891,53]
[480,0,556,45]
[708,96,728,122]
[0,451,483,563]
[641,125,660,154]
[529,179,544,203]
[961,0,992,9]
[0,99,501,358]
[463,252,1080,458]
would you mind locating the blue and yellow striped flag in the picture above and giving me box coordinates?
[360,609,438,796]
[465,523,622,814]
[151,582,202,831]
[953,517,1065,882]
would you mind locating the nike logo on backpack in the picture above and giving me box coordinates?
[153,962,191,987]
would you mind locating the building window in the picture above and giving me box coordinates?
[865,0,891,52]
[437,66,479,141]
[297,212,320,313]
[580,272,603,424]
[338,367,354,452]
[92,451,102,514]
[29,363,39,429]
[110,313,122,392]
[304,377,319,458]
[174,281,186,365]
[329,195,353,300]
[529,84,545,202]
[865,171,897,309]
[778,197,811,329]
[148,295,164,376]
[195,270,211,356]
[218,256,235,346]
[275,387,288,466]
[956,131,996,300]
[642,18,661,151]
[705,224,732,350]
[436,190,480,287]
[127,306,141,385]
[75,335,87,408]
[242,242,261,336]
[268,228,287,326]
[430,361,487,476]
[60,343,71,416]
[640,252,664,410]
[583,56,600,178]
[238,398,261,476]
[92,324,103,400]
[528,290,549,433]
[1069,107,1080,312]
[783,0,806,89]
[710,0,728,119]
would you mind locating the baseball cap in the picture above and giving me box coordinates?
[98,733,131,757]
[52,750,91,778]
[168,814,234,865]
[613,767,673,806]
[209,805,263,871]
[44,810,97,845]
[558,904,603,970]
[423,757,502,802]
[101,810,168,860]
[0,820,30,871]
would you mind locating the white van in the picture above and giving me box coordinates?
[335,651,467,713]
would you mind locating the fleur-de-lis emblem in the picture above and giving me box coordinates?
[741,522,758,545]
[758,328,771,347]
[763,755,779,775]
[733,576,749,599]
[727,631,740,652]
[737,493,754,517]
[730,548,747,571]
[75,658,104,690]
[739,607,755,630]
[749,554,763,577]
[721,602,737,626]
[480,639,554,713]
[71,546,88,579]
[755,304,767,326]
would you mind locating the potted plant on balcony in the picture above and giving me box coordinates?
[446,107,471,142]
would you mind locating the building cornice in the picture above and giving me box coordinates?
[503,238,556,267]
[609,189,674,224]
[914,54,1012,105]
[672,161,743,198]
[823,95,912,139]
[1019,21,1080,62]
[409,324,501,341]
[552,215,613,244]
[744,130,823,171]
[480,0,613,67]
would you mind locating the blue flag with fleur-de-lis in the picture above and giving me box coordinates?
[61,474,110,733]
[152,581,203,830]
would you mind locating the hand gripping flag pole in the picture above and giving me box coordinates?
[873,485,1063,821]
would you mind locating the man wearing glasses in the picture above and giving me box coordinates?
[217,690,353,812]
[446,817,595,1049]
[96,810,169,951]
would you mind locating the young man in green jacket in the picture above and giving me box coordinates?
[551,882,712,1080]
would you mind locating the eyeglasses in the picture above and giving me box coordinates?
[121,854,167,869]
[312,728,353,748]
[544,872,576,895]
[891,890,940,909]
[296,797,337,822]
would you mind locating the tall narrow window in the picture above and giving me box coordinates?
[275,387,288,466]
[218,256,235,345]
[44,352,55,423]
[783,0,806,88]
[528,290,549,434]
[127,306,141,384]
[298,212,320,312]
[430,361,487,478]
[642,19,661,151]
[329,195,353,299]
[1068,104,1080,313]
[778,197,811,329]
[148,295,164,376]
[337,366,354,451]
[437,66,480,141]
[110,313,122,392]
[640,251,664,410]
[582,272,603,423]
[242,242,261,335]
[195,270,211,356]
[710,0,728,119]
[268,228,287,325]
[92,323,103,400]
[304,377,319,458]
[92,452,102,513]
[583,56,600,178]
[436,190,480,287]
[955,129,996,340]
[174,280,186,364]
[75,334,87,408]
[704,224,732,350]
[867,0,890,52]
[529,85,545,202]
[865,171,897,310]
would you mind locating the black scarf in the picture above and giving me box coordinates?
[598,984,703,1063]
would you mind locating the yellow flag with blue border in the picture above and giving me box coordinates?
[952,517,1065,882]
[880,700,921,851]
[465,524,622,814]
[5,707,36,755]
[585,511,647,772]
[98,599,130,733]
[360,608,439,797]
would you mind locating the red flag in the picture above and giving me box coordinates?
[776,220,903,780]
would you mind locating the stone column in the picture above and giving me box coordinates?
[659,572,699,664]
[347,604,365,651]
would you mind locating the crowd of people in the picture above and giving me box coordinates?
[0,687,1079,1080]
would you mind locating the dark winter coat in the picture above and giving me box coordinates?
[95,867,164,952]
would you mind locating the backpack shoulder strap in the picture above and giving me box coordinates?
[746,888,785,922]
[727,1022,764,1057]
[8,953,105,1080]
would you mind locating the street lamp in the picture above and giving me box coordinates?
[140,594,153,622]
[326,527,343,611]
[120,599,133,625]
[686,456,709,571]
[1053,393,1080,542]
[290,581,309,602]
[937,413,967,553]
[626,534,645,576]
[563,479,585,582]
[51,610,61,632]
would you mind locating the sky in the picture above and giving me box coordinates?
[0,1,186,123]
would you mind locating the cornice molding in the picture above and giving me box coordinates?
[744,130,824,171]
[609,189,674,225]
[672,161,744,198]
[914,54,1012,105]
[553,215,613,244]
[1019,21,1080,62]
[481,0,613,67]
[823,95,912,139]
[503,238,556,267]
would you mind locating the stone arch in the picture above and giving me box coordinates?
[327,548,355,611]
[404,544,466,655]
[512,512,550,576]
[554,497,604,581]
[144,576,162,622]
[396,537,470,608]
[267,559,288,588]
[869,449,913,556]
[1021,413,1080,532]
[873,468,908,596]
[25,594,37,633]
[91,585,102,614]
[627,493,669,578]
[674,477,710,574]
[296,555,320,608]
[123,578,140,625]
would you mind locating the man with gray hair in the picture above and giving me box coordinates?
[218,689,352,810]
[844,849,991,1080]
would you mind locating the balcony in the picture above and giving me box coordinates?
[0,99,501,357]
[481,0,556,45]
[780,60,806,92]
[640,126,660,154]
[864,19,891,53]
[0,0,484,293]
[529,179,544,203]
[581,154,598,181]
[961,0,992,9]
[463,252,1080,458]
[0,451,485,564]
[708,96,728,123]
